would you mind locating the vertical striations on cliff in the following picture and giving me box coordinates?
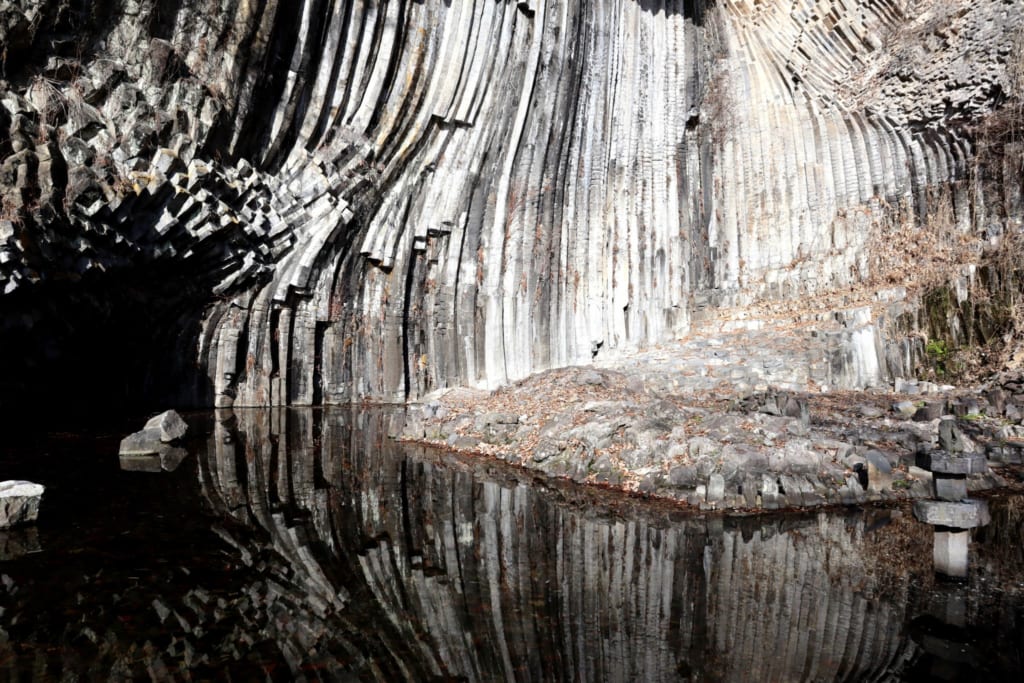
[0,0,1021,406]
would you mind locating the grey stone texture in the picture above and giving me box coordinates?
[933,530,970,579]
[913,499,991,529]
[0,480,44,528]
[1,1,1022,408]
[916,451,987,476]
[144,410,188,443]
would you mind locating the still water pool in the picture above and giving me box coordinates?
[1,407,1023,681]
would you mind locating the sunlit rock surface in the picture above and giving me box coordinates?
[1,0,1023,406]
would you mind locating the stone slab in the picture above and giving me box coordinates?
[916,450,987,475]
[933,475,968,502]
[913,499,990,529]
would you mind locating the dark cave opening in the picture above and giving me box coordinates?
[0,268,213,427]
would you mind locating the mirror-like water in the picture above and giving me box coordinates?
[1,408,1023,681]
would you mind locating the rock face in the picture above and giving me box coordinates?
[0,1,1023,407]
[0,480,44,528]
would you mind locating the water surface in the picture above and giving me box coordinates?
[1,407,1023,680]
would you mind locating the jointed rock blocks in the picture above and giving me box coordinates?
[0,1,1022,406]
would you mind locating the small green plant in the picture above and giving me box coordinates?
[925,338,951,377]
[925,338,949,359]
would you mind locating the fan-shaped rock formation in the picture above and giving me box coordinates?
[1,0,1022,408]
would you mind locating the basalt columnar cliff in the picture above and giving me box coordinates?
[1,0,1023,409]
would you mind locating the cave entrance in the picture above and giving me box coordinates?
[0,267,213,427]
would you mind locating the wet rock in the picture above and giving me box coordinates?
[0,481,44,528]
[119,427,166,455]
[913,499,990,528]
[121,410,188,456]
[120,445,188,473]
[119,453,163,473]
[144,409,189,443]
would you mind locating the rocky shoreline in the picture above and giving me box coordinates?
[398,361,1024,513]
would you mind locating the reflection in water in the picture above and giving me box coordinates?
[2,407,1023,679]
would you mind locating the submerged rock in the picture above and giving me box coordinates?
[0,480,44,529]
[119,410,189,471]
[120,410,188,456]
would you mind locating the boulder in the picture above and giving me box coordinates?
[0,480,44,528]
[121,410,188,455]
[143,409,188,442]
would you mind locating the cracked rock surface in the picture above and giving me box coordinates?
[0,0,1022,412]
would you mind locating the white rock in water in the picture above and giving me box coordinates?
[0,480,45,528]
[143,410,188,443]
